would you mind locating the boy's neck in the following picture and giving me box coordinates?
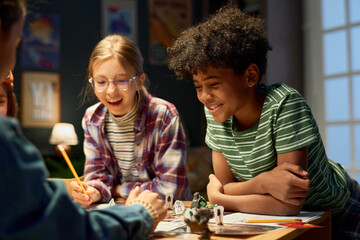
[234,89,265,131]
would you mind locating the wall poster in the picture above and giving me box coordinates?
[21,72,61,128]
[148,0,192,65]
[101,0,137,43]
[21,12,61,70]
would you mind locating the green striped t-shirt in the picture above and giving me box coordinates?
[205,83,349,214]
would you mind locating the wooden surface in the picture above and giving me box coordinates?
[150,201,331,240]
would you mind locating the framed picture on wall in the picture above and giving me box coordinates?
[21,71,61,128]
[101,0,137,43]
[148,0,193,65]
[21,12,61,71]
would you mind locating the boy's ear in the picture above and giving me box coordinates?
[245,64,259,87]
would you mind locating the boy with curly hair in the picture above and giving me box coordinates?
[168,3,360,239]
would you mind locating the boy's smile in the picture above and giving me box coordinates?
[193,66,264,130]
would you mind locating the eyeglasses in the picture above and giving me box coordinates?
[89,75,139,92]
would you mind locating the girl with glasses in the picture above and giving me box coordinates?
[0,1,166,239]
[71,34,191,206]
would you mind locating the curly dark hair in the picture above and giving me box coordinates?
[168,3,272,80]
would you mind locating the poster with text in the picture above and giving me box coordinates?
[21,72,61,128]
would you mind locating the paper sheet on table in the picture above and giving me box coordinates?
[209,211,324,227]
[87,198,116,210]
[154,221,187,232]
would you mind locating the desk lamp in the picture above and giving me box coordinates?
[49,122,78,156]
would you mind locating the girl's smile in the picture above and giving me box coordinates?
[92,57,139,117]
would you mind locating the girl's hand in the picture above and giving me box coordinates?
[70,181,101,207]
[125,186,141,204]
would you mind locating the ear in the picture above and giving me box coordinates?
[245,64,259,87]
[137,73,145,90]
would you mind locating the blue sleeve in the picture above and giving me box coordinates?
[0,116,153,240]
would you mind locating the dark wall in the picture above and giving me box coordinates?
[265,0,303,94]
[13,0,205,158]
[12,0,303,158]
[138,1,205,148]
[13,0,102,157]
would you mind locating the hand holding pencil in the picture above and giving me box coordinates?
[57,144,101,206]
[70,180,101,207]
[57,144,88,196]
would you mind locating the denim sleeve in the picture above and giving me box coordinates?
[0,116,153,240]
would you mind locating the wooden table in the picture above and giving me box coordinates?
[150,201,331,240]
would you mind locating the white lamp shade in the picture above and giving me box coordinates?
[49,122,79,145]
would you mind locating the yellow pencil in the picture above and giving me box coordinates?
[57,144,88,196]
[245,219,302,223]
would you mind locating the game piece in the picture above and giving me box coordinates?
[109,198,115,206]
[190,192,207,209]
[214,205,224,225]
[184,208,197,221]
[165,192,173,209]
[185,207,213,240]
[174,200,185,214]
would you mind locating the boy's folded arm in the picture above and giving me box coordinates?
[208,190,303,216]
[207,174,304,215]
[222,147,311,204]
[222,169,309,205]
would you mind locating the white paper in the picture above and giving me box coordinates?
[154,221,187,232]
[208,211,324,227]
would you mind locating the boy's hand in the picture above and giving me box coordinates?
[207,174,224,203]
[70,181,101,207]
[264,163,310,205]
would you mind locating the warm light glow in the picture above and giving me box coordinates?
[49,122,78,145]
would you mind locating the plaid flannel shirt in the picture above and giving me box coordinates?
[82,87,191,202]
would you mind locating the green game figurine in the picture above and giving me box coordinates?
[185,207,214,240]
[191,192,207,209]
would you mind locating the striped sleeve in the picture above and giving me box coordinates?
[272,87,318,153]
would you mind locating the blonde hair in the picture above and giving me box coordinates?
[82,35,145,104]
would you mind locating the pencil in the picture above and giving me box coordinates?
[245,219,302,223]
[57,144,89,196]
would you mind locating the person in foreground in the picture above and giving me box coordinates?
[167,3,360,239]
[0,71,18,117]
[0,0,166,239]
[70,34,191,207]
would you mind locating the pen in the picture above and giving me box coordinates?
[245,219,302,223]
[57,144,89,196]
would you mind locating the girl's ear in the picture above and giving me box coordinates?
[137,73,145,90]
[245,64,260,87]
